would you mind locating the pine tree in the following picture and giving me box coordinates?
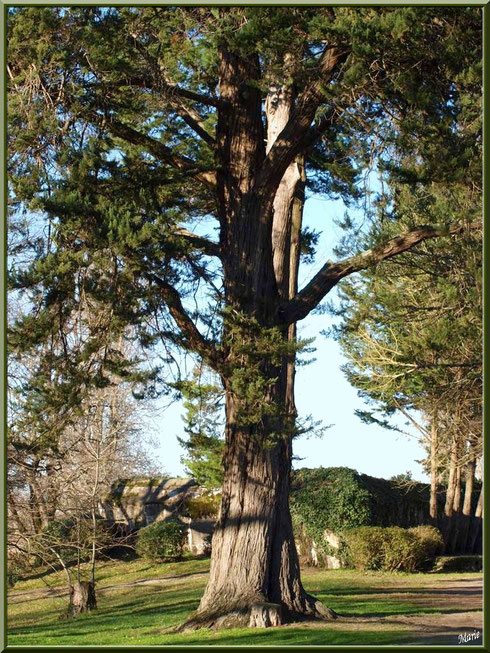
[177,369,225,490]
[8,7,481,628]
[333,181,482,550]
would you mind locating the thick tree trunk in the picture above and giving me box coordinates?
[180,43,337,632]
[68,581,97,617]
[180,389,336,630]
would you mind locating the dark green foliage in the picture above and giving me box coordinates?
[290,467,433,559]
[291,468,371,555]
[176,374,224,490]
[7,6,481,406]
[136,520,187,562]
[343,525,443,572]
[7,7,482,613]
[183,493,221,520]
[7,6,481,454]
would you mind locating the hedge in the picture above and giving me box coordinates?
[290,467,441,560]
[343,525,443,572]
[136,519,187,561]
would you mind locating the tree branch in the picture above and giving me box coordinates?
[100,115,217,188]
[279,220,482,325]
[127,36,217,146]
[146,274,220,369]
[255,46,347,199]
[173,227,221,258]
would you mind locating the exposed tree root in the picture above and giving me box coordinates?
[175,593,338,632]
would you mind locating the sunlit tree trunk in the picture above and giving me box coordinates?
[460,443,476,552]
[429,414,439,522]
[181,47,335,630]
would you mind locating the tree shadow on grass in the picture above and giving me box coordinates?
[8,600,197,642]
[317,602,482,619]
[97,569,207,593]
[161,627,409,647]
[315,586,482,598]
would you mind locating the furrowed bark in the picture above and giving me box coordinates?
[179,46,336,632]
[256,46,347,200]
[179,383,336,631]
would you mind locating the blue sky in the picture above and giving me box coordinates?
[145,193,431,483]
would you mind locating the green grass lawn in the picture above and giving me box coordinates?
[7,556,482,647]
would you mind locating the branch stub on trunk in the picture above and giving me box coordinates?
[249,602,283,628]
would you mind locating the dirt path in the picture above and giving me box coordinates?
[7,570,209,604]
[8,574,483,645]
[301,576,483,646]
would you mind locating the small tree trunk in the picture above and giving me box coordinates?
[442,434,458,553]
[450,464,462,552]
[452,465,462,513]
[460,447,476,552]
[429,417,439,522]
[68,581,97,616]
[468,485,483,554]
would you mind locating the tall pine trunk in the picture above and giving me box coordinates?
[180,46,336,630]
[442,432,458,553]
[182,381,336,629]
[450,464,462,553]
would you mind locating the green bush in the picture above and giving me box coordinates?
[291,467,372,559]
[344,525,444,572]
[382,527,420,572]
[408,525,444,569]
[343,527,391,571]
[7,550,34,587]
[136,519,187,562]
[184,493,221,519]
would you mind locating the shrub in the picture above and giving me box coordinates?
[344,525,444,572]
[136,519,187,561]
[343,527,390,571]
[409,525,444,569]
[7,558,27,588]
[382,527,420,572]
[184,493,221,519]
[7,570,19,589]
[290,467,372,559]
[41,517,113,564]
